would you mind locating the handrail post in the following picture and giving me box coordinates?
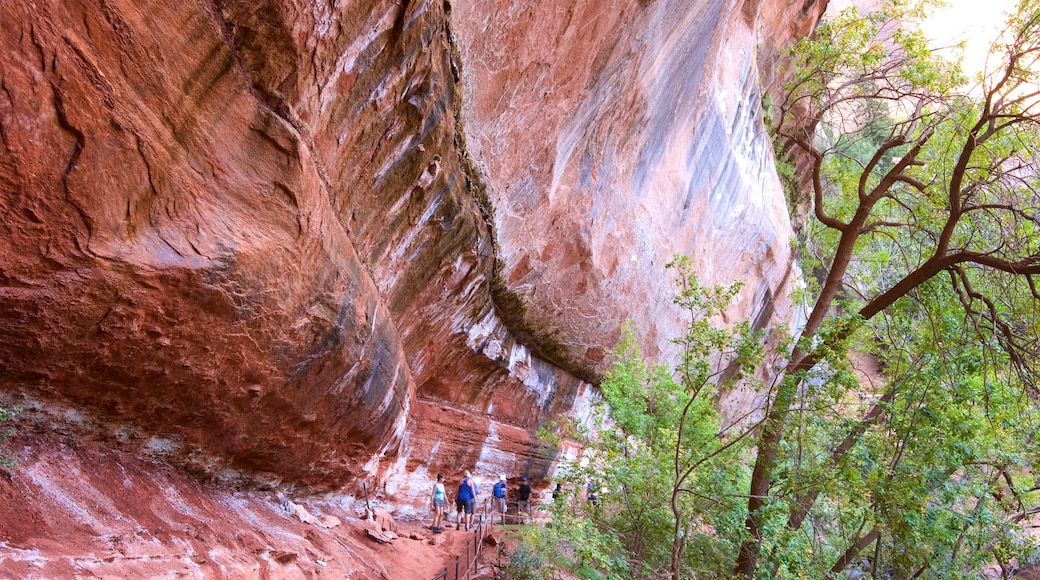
[428,496,499,580]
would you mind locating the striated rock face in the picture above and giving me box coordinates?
[451,0,825,377]
[0,430,474,578]
[1,0,417,489]
[0,0,824,513]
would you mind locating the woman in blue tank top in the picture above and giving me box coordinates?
[430,473,446,533]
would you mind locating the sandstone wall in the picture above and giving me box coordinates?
[1,0,420,490]
[0,0,824,503]
[0,429,465,578]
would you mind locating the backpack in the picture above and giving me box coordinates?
[493,481,506,498]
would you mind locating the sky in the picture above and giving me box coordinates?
[826,0,1019,77]
[918,0,1018,77]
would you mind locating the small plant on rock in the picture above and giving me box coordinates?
[0,406,20,470]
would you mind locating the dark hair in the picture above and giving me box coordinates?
[437,473,444,481]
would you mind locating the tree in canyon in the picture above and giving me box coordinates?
[532,260,764,579]
[541,258,1036,578]
[733,0,1040,576]
[529,1,1040,577]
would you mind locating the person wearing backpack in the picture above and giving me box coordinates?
[492,475,508,524]
[454,471,477,530]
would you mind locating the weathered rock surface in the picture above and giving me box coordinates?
[0,0,823,523]
[452,0,810,368]
[1,0,417,489]
[0,429,475,578]
[448,0,827,425]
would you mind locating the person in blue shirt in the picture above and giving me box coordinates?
[492,475,508,524]
[455,471,477,530]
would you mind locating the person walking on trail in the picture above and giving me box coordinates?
[586,481,599,506]
[430,473,447,533]
[517,477,532,524]
[492,475,508,524]
[455,471,477,530]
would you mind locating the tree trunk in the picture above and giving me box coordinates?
[734,374,800,577]
[828,529,880,578]
[671,487,684,580]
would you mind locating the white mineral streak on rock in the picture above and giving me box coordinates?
[373,190,447,295]
[0,543,44,567]
[508,343,533,385]
[157,485,203,521]
[464,308,559,407]
[380,430,413,495]
[27,462,110,530]
[363,401,411,487]
[568,382,600,428]
[482,339,504,361]
[549,382,605,480]
[311,0,335,38]
[473,422,517,478]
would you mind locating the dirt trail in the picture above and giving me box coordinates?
[0,428,490,579]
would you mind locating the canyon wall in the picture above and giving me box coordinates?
[0,0,825,516]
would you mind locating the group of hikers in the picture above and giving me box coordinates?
[428,471,533,533]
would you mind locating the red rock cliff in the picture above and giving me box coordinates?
[0,0,825,508]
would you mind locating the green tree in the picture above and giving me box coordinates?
[735,0,1040,576]
[536,255,1038,578]
[536,259,761,579]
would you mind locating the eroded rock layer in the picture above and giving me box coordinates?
[1,0,419,489]
[0,429,468,578]
[0,0,824,506]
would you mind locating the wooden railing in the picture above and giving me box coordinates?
[427,497,493,580]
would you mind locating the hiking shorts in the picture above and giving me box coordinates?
[455,498,474,514]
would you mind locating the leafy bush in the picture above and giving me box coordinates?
[503,542,556,580]
[0,406,19,469]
